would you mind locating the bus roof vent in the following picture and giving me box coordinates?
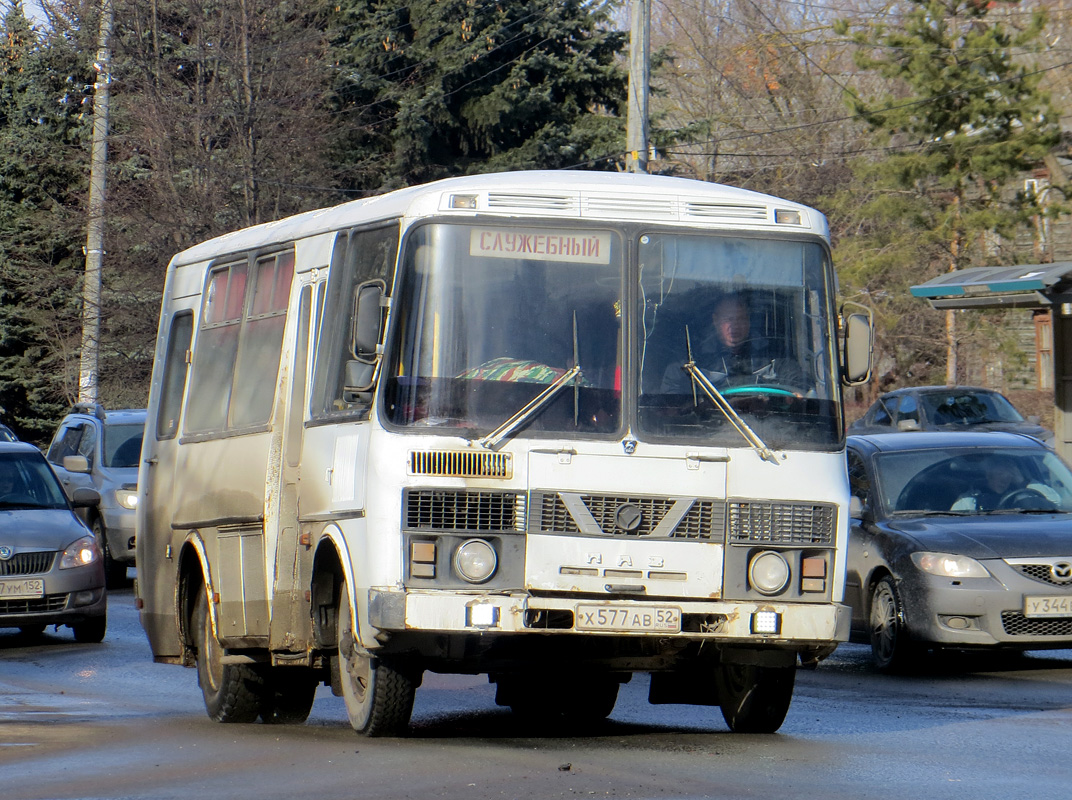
[584,195,675,220]
[486,192,576,214]
[409,450,513,479]
[684,202,769,222]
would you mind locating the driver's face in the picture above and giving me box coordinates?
[986,464,1018,493]
[714,302,750,350]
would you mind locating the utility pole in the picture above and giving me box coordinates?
[78,0,115,405]
[625,0,650,174]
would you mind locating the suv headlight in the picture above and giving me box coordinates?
[115,488,138,510]
[60,536,101,569]
[911,552,989,579]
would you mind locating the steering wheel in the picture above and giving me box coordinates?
[997,487,1055,511]
[722,384,800,398]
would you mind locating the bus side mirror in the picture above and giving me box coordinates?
[352,281,386,361]
[841,306,873,386]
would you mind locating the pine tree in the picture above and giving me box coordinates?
[328,0,628,193]
[833,0,1061,386]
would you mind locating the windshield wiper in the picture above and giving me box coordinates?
[477,313,584,450]
[681,326,779,465]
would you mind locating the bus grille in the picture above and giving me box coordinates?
[0,551,55,577]
[727,501,835,545]
[684,201,768,221]
[409,450,512,479]
[534,492,724,539]
[405,489,524,531]
[1001,611,1072,636]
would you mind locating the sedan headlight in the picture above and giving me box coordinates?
[60,535,101,569]
[911,552,989,579]
[116,488,138,510]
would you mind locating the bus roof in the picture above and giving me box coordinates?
[170,170,828,268]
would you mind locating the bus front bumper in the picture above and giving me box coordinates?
[368,589,850,645]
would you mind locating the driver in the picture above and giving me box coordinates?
[660,293,804,393]
[951,460,1023,511]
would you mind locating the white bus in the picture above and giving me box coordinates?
[136,170,871,735]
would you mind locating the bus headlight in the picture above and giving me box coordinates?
[454,539,497,584]
[749,551,790,595]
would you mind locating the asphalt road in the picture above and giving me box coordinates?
[3,584,1072,800]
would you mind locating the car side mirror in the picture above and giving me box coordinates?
[896,419,921,432]
[70,487,100,508]
[849,495,865,519]
[63,455,90,473]
[1027,415,1041,425]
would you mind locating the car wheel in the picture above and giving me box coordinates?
[73,613,107,643]
[193,588,266,722]
[92,518,127,588]
[336,578,416,736]
[716,661,796,733]
[869,575,920,672]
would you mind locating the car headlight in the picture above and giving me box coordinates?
[749,550,790,595]
[60,536,101,569]
[911,552,989,579]
[115,488,138,510]
[453,539,497,583]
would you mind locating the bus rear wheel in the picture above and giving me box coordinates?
[336,580,416,736]
[716,662,795,733]
[194,589,266,723]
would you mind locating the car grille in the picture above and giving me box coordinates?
[0,551,55,577]
[533,492,724,539]
[0,595,68,614]
[1001,611,1072,636]
[728,501,836,545]
[1009,563,1072,587]
[404,489,524,531]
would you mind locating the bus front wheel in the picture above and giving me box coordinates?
[716,661,795,733]
[336,579,417,736]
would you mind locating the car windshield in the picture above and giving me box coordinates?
[0,451,69,509]
[103,423,144,468]
[873,447,1072,515]
[920,390,1024,426]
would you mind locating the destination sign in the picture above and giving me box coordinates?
[469,228,612,265]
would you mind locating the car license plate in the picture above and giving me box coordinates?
[1023,595,1072,618]
[0,578,45,600]
[575,605,681,633]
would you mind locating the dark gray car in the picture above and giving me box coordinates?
[848,385,1053,445]
[0,442,107,641]
[846,431,1072,670]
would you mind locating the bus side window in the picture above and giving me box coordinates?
[156,313,193,440]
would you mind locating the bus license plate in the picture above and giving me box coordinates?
[575,605,681,633]
[1024,595,1072,618]
[0,578,44,600]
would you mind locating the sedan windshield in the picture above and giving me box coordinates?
[920,390,1024,426]
[0,452,69,509]
[874,447,1072,515]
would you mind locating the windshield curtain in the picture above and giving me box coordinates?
[383,223,623,437]
[636,233,840,449]
[875,447,1072,514]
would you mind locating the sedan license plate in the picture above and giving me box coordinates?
[575,605,681,633]
[1024,595,1072,618]
[0,578,44,600]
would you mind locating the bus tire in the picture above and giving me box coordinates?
[336,579,416,737]
[716,662,795,733]
[194,589,266,723]
[260,667,318,725]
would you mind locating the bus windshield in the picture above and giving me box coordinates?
[636,233,840,449]
[383,222,623,437]
[383,222,841,449]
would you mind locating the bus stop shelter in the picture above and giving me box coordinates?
[910,262,1072,460]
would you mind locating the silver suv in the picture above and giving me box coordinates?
[45,404,146,586]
